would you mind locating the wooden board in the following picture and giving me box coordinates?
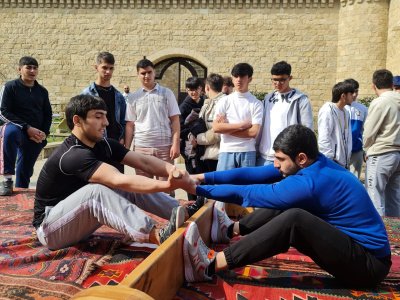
[73,200,215,300]
[120,200,214,299]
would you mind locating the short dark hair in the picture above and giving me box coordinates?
[19,56,38,67]
[343,78,359,90]
[223,76,234,87]
[65,94,108,130]
[136,59,154,71]
[373,69,393,89]
[96,52,115,65]
[271,61,291,76]
[331,81,355,103]
[206,73,224,92]
[231,63,253,78]
[273,125,318,162]
[185,77,203,90]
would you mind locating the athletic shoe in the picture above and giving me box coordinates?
[183,222,216,282]
[159,206,185,244]
[0,180,13,196]
[186,196,206,217]
[211,204,233,243]
[214,200,226,213]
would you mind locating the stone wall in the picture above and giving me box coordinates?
[0,0,394,117]
[387,0,400,74]
[337,0,389,96]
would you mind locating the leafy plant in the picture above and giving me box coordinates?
[251,91,268,101]
[358,96,375,108]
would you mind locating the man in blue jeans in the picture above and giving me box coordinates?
[0,56,52,195]
[180,125,391,287]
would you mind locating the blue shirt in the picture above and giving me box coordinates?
[197,154,390,258]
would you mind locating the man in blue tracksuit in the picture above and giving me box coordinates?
[181,124,391,287]
[0,56,52,194]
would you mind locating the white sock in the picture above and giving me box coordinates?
[4,175,12,181]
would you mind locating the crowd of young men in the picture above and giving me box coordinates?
[0,54,398,289]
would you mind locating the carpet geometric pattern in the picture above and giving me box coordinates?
[0,190,123,299]
[175,218,400,300]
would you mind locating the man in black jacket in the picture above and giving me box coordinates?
[0,56,52,195]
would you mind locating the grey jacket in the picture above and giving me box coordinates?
[256,89,313,156]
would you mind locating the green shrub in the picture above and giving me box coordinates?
[358,96,375,108]
[251,91,268,101]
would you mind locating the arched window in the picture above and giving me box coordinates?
[154,57,207,104]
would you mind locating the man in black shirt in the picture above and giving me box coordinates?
[33,94,189,250]
[0,56,52,195]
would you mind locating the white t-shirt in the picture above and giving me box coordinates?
[125,84,180,147]
[259,92,291,160]
[214,91,263,152]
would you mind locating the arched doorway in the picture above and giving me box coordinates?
[154,57,207,104]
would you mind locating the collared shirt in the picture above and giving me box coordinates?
[125,84,180,147]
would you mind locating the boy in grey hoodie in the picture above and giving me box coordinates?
[257,61,313,166]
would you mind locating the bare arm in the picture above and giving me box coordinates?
[212,114,252,134]
[229,124,260,138]
[124,121,135,150]
[122,150,175,178]
[89,163,172,193]
[169,114,181,159]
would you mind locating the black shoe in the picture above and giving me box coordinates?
[187,196,206,217]
[0,180,13,196]
[159,206,185,243]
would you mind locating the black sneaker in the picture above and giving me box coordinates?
[0,180,13,196]
[159,206,185,243]
[187,196,206,217]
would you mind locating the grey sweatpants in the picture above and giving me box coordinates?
[36,184,179,250]
[349,150,364,179]
[365,151,400,217]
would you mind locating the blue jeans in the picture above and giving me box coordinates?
[217,151,256,171]
[1,123,46,187]
[256,156,274,167]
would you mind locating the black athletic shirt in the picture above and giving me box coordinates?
[33,134,129,228]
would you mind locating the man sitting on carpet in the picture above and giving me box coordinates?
[33,94,189,250]
[179,124,391,288]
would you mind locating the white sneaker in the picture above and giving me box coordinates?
[214,201,226,213]
[211,204,234,243]
[183,222,216,282]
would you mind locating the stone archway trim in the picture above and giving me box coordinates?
[148,48,211,70]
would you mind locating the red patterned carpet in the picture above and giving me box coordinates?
[2,190,400,299]
[0,190,155,299]
[175,220,400,300]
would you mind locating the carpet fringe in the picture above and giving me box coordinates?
[75,240,121,285]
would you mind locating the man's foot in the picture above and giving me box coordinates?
[211,204,234,243]
[159,206,185,244]
[0,180,13,196]
[183,222,216,282]
[186,196,206,217]
[214,201,226,213]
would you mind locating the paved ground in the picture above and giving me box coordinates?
[29,159,189,200]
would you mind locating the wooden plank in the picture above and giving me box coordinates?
[71,286,154,299]
[119,200,214,300]
[72,201,215,300]
[226,203,254,218]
